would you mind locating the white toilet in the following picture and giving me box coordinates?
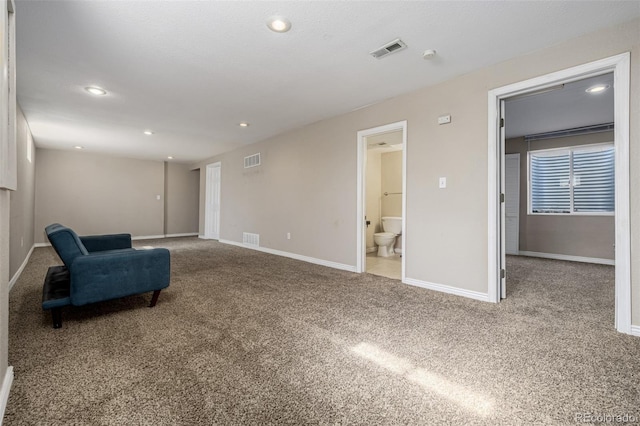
[374,217,402,257]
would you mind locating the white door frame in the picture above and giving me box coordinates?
[204,161,221,240]
[356,120,407,280]
[487,53,631,334]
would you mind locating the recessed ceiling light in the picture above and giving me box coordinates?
[84,86,107,96]
[143,130,154,135]
[585,84,610,94]
[167,156,173,160]
[74,146,83,150]
[267,16,291,33]
[239,122,249,127]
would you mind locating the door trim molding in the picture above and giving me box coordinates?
[487,53,631,334]
[0,366,13,423]
[356,121,407,279]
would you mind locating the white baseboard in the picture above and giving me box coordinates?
[518,251,615,266]
[0,366,13,424]
[403,277,490,302]
[630,325,640,337]
[219,239,357,273]
[164,233,198,238]
[34,242,50,248]
[9,245,35,291]
[131,235,166,241]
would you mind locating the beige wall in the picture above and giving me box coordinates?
[365,150,382,250]
[34,149,165,242]
[506,132,615,260]
[164,162,199,235]
[9,106,36,278]
[381,151,402,218]
[35,150,200,243]
[197,127,356,265]
[194,19,640,324]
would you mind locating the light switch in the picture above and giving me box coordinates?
[439,177,447,188]
[156,195,161,200]
[438,114,451,125]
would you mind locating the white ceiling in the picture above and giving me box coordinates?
[505,73,614,138]
[15,1,640,163]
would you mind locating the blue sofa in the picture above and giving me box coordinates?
[42,223,170,328]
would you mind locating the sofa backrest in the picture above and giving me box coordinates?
[45,223,89,269]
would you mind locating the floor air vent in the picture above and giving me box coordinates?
[243,232,260,247]
[370,38,407,59]
[244,153,261,168]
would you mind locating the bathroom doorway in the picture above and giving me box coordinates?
[356,121,407,280]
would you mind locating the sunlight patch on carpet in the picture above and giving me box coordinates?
[351,342,493,417]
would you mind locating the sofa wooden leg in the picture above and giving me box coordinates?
[52,308,62,329]
[149,290,161,307]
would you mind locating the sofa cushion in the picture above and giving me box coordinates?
[80,234,132,252]
[45,223,89,269]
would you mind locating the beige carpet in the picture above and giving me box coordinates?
[4,238,640,425]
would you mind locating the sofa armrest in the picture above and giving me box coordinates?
[69,248,170,306]
[80,234,132,252]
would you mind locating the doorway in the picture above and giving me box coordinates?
[204,162,221,240]
[356,121,407,280]
[488,53,631,334]
[365,130,404,279]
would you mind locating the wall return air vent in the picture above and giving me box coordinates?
[370,38,407,59]
[243,232,260,247]
[244,153,261,168]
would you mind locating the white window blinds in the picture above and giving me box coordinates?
[529,144,614,215]
[572,146,615,212]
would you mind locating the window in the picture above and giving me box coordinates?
[529,143,614,215]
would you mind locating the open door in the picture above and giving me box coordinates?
[504,153,520,256]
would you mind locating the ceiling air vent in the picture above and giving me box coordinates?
[244,153,261,169]
[370,38,407,59]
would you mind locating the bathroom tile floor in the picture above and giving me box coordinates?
[366,252,401,280]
